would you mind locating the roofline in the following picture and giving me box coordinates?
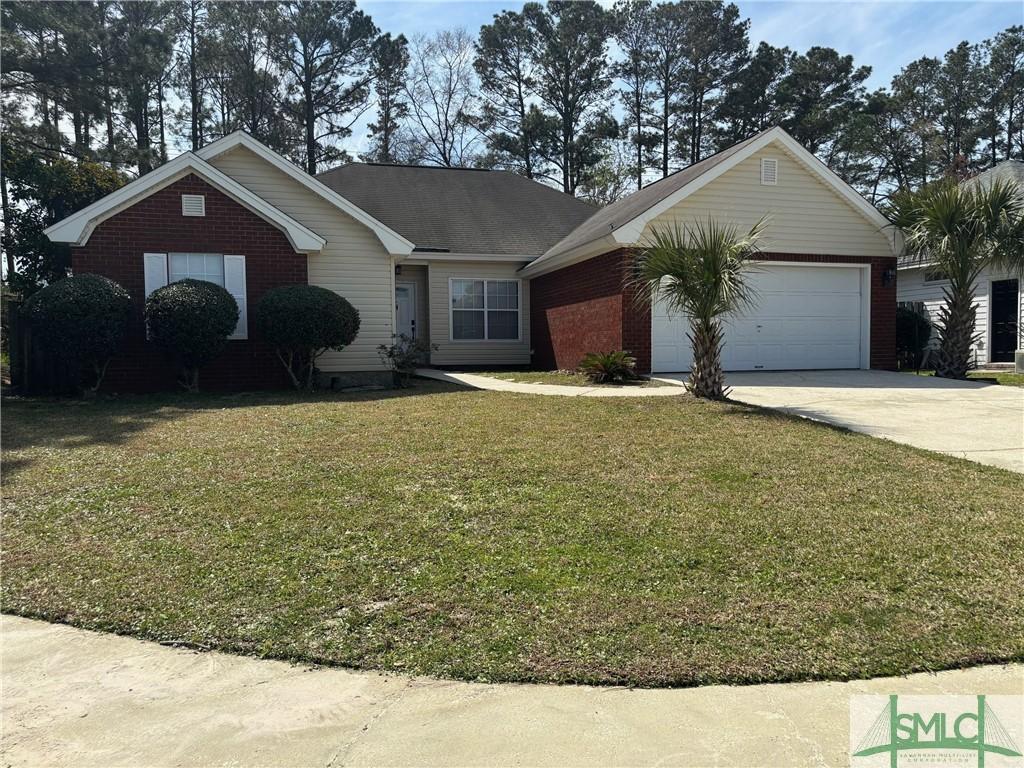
[404,252,539,264]
[518,234,619,278]
[522,127,902,278]
[44,152,326,254]
[196,131,415,255]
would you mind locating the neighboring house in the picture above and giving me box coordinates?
[45,126,899,390]
[897,160,1024,366]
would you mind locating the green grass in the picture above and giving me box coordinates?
[901,370,1024,387]
[471,369,674,387]
[3,383,1023,687]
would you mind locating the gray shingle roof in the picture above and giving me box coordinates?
[315,163,597,256]
[965,159,1024,189]
[536,130,769,264]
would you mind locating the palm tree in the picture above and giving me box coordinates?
[888,178,1023,379]
[632,217,767,400]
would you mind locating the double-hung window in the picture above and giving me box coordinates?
[450,278,520,341]
[144,252,247,339]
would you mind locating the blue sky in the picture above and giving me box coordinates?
[362,0,1022,91]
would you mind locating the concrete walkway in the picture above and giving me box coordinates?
[416,368,687,397]
[3,615,1022,767]
[663,370,1022,474]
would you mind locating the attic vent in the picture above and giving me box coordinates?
[760,158,778,186]
[181,194,206,216]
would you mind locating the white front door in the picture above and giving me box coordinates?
[395,282,416,339]
[652,264,866,372]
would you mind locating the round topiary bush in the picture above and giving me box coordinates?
[145,279,238,391]
[22,273,132,393]
[255,285,360,390]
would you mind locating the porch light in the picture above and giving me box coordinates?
[882,267,897,287]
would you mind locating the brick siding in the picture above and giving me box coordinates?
[530,249,897,373]
[529,249,651,372]
[70,174,308,391]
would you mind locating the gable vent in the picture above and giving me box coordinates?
[760,158,778,186]
[181,194,206,216]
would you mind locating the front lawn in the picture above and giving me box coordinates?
[901,370,1024,387]
[3,383,1022,687]
[470,369,674,387]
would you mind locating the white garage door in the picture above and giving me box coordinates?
[652,264,864,372]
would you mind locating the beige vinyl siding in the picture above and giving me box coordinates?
[646,143,894,258]
[397,264,430,344]
[428,260,531,366]
[899,264,1023,365]
[209,146,392,371]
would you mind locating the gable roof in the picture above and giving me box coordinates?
[316,163,598,257]
[196,132,414,255]
[521,126,898,278]
[44,151,327,253]
[966,159,1024,189]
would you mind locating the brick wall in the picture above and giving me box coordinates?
[529,249,651,372]
[529,249,897,374]
[71,174,308,391]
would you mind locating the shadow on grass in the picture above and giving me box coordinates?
[1,380,467,475]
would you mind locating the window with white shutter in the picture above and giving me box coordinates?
[760,157,778,185]
[223,255,247,339]
[143,253,168,297]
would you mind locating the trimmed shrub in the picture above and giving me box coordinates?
[579,350,638,384]
[22,273,132,393]
[255,285,360,390]
[145,279,238,391]
[896,303,932,370]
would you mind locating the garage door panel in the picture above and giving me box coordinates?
[652,264,865,372]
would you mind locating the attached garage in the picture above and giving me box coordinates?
[523,126,900,374]
[652,262,870,372]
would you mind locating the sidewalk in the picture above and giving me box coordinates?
[415,368,687,397]
[3,615,1021,767]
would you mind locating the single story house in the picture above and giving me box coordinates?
[897,160,1024,367]
[45,126,900,390]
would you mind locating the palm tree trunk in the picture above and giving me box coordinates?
[934,282,978,379]
[688,318,727,399]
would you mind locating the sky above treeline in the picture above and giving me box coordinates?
[363,0,1022,91]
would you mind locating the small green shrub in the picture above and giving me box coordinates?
[145,279,238,391]
[377,334,437,387]
[896,303,933,370]
[255,285,360,390]
[579,350,637,384]
[22,273,132,393]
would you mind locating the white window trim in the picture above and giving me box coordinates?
[448,277,522,343]
[923,267,950,285]
[162,252,248,340]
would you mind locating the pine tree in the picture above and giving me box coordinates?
[366,33,410,164]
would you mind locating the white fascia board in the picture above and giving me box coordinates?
[45,153,326,254]
[518,234,619,279]
[406,252,539,263]
[609,127,902,256]
[196,131,415,255]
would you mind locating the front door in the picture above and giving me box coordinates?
[991,279,1019,363]
[395,282,416,340]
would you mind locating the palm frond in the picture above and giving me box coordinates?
[630,216,768,322]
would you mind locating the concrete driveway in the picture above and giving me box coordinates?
[660,370,1024,473]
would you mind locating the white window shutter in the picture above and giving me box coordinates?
[143,253,168,298]
[224,255,247,339]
